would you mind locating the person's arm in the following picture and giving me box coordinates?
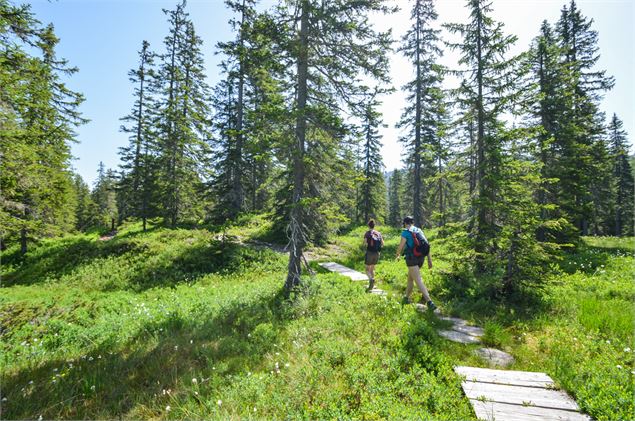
[395,236,406,260]
[427,253,433,269]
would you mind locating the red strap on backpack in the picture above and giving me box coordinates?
[410,230,422,257]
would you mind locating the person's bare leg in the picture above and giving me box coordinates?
[411,265,431,302]
[366,264,375,289]
[406,267,415,299]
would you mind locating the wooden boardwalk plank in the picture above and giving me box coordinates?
[460,381,580,411]
[451,324,485,337]
[455,366,554,387]
[469,400,591,421]
[439,330,482,344]
[318,262,368,281]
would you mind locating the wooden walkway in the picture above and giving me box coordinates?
[318,262,387,296]
[455,366,590,421]
[319,262,368,281]
[318,261,590,420]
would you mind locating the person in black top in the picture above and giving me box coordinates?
[363,219,384,291]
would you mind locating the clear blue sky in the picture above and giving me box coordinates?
[27,0,634,186]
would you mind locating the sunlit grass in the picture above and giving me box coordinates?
[1,219,633,419]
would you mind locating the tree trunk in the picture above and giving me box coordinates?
[20,227,27,255]
[285,0,309,292]
[413,0,422,227]
[475,4,488,273]
[233,0,247,212]
[111,218,115,232]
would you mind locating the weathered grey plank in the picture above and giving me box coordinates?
[318,262,368,281]
[452,324,485,337]
[439,330,481,344]
[455,366,554,387]
[439,316,468,325]
[461,381,580,411]
[369,288,387,296]
[469,399,591,421]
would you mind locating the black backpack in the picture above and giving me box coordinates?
[367,230,382,252]
[409,229,430,257]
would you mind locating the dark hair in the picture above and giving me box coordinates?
[367,219,375,229]
[403,216,414,225]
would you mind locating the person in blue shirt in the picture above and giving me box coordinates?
[394,216,436,310]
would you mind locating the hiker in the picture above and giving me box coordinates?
[394,216,436,310]
[363,219,384,291]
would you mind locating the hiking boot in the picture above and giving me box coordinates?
[427,300,437,311]
[367,278,375,291]
[401,296,412,305]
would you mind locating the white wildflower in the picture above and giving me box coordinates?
[616,365,623,369]
[217,399,223,406]
[624,347,631,352]
[285,363,290,368]
[606,340,611,344]
[165,405,171,412]
[192,378,198,384]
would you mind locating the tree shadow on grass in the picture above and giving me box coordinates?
[2,237,133,287]
[3,232,283,291]
[2,288,296,419]
[122,240,283,292]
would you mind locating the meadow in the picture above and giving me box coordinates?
[1,218,633,420]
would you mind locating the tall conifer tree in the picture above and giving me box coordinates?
[397,0,444,227]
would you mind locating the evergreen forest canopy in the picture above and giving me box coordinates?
[1,0,633,297]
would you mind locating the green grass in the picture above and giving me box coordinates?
[1,220,633,420]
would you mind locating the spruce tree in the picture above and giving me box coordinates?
[445,0,522,272]
[608,114,634,236]
[388,169,404,227]
[156,1,211,226]
[0,1,85,253]
[276,0,393,291]
[397,0,444,227]
[213,4,286,220]
[554,0,614,235]
[358,90,387,223]
[118,40,159,231]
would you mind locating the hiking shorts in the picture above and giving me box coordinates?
[405,254,425,268]
[365,251,380,265]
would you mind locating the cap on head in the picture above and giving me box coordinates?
[403,216,414,225]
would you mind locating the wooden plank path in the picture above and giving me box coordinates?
[319,262,368,281]
[318,262,387,296]
[455,366,591,421]
[318,262,589,420]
